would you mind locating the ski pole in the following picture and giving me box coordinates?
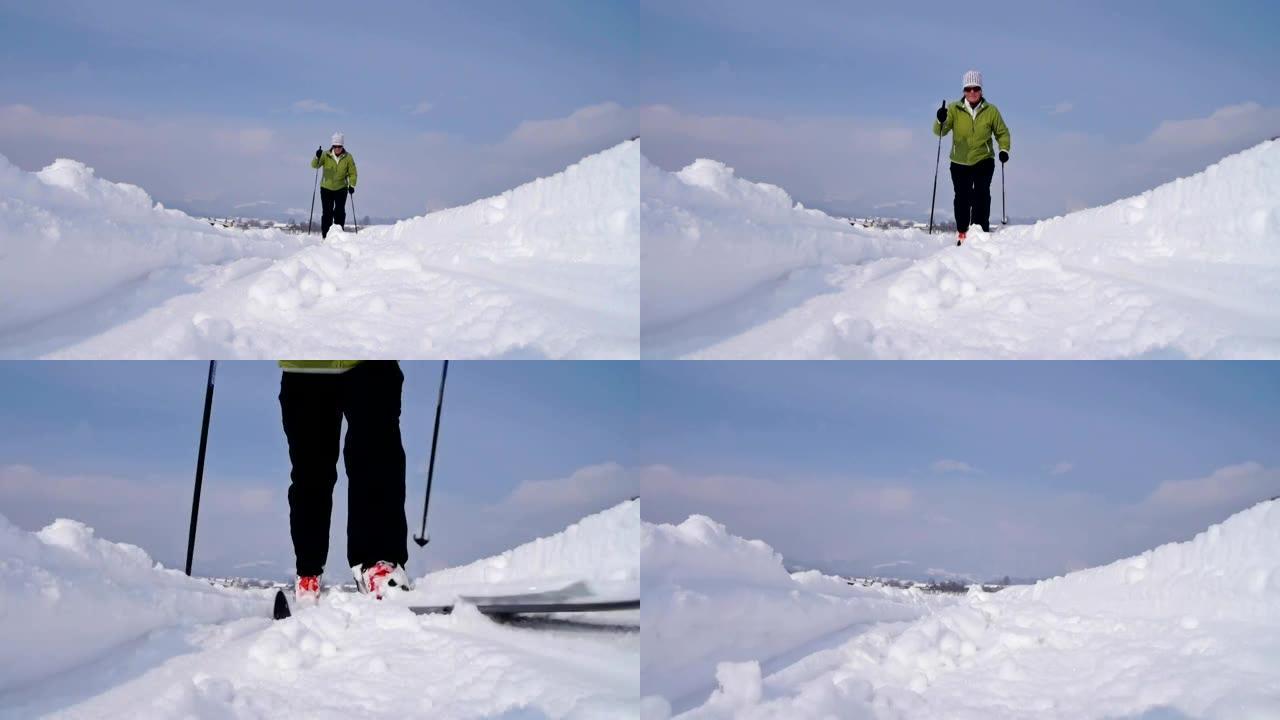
[414,360,449,547]
[1001,158,1008,225]
[185,361,217,576]
[928,100,945,235]
[307,147,320,235]
[349,184,359,234]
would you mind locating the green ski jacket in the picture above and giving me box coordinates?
[933,99,1011,166]
[310,150,358,192]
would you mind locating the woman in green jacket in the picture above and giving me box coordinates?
[933,70,1011,245]
[310,132,358,239]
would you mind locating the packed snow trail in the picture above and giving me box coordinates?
[0,502,639,719]
[642,140,1280,359]
[643,501,1280,720]
[0,141,639,359]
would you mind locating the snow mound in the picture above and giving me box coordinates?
[641,515,939,713]
[677,500,1280,719]
[0,513,262,695]
[0,141,639,359]
[0,154,304,336]
[648,140,1280,359]
[416,499,640,601]
[641,154,948,333]
[389,139,638,267]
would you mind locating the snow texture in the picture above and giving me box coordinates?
[0,141,639,359]
[411,499,640,606]
[642,140,1280,359]
[0,502,639,718]
[651,500,1280,719]
[640,515,944,714]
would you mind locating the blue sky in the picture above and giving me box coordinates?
[638,361,1280,580]
[0,1,637,219]
[636,0,1280,219]
[0,361,637,582]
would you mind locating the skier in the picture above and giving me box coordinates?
[278,360,411,605]
[309,132,358,239]
[933,70,1011,245]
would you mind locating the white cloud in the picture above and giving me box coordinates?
[1050,461,1074,476]
[232,199,276,209]
[1144,462,1280,510]
[409,100,434,115]
[931,459,977,474]
[1046,101,1074,115]
[291,99,341,114]
[490,462,637,516]
[1144,102,1280,149]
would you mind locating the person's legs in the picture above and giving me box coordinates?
[333,187,347,230]
[950,162,973,233]
[279,372,343,577]
[972,158,996,232]
[341,361,409,570]
[320,187,339,238]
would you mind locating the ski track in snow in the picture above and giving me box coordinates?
[0,503,640,719]
[0,142,639,360]
[642,140,1280,359]
[1,596,638,720]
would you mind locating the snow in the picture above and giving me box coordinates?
[0,141,639,359]
[0,502,639,718]
[647,500,1280,719]
[642,140,1280,359]
[410,499,640,607]
[640,515,947,714]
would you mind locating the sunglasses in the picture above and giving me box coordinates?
[964,87,982,93]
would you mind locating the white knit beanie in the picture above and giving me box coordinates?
[331,132,345,146]
[962,70,983,90]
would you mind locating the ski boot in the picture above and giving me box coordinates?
[956,231,967,246]
[354,561,412,600]
[295,575,321,607]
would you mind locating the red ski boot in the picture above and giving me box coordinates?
[956,231,967,246]
[354,561,412,600]
[295,575,321,607]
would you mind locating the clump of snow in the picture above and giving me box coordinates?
[0,141,639,359]
[641,155,948,334]
[0,513,263,695]
[414,500,639,604]
[640,515,941,714]
[646,139,1280,359]
[672,499,1280,719]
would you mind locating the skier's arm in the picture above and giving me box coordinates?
[311,151,325,169]
[993,108,1011,154]
[347,157,357,189]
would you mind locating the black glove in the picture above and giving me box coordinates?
[936,106,948,123]
[348,187,355,195]
[315,148,322,158]
[999,150,1009,163]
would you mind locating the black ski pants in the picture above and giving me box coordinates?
[280,361,408,577]
[319,186,347,238]
[950,158,996,233]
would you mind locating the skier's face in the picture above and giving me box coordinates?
[964,86,982,103]
[332,145,344,155]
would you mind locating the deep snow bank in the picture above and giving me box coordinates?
[415,499,640,603]
[675,500,1280,719]
[640,515,938,712]
[0,513,262,695]
[0,154,304,336]
[640,154,949,332]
